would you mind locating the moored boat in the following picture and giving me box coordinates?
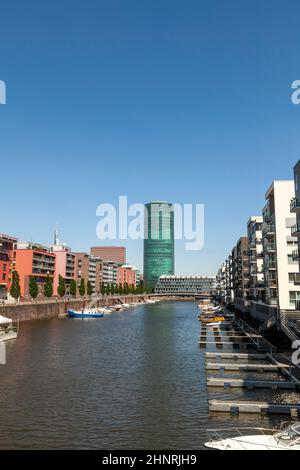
[0,315,18,341]
[205,422,300,450]
[68,309,104,318]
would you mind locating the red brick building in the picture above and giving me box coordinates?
[116,265,136,287]
[0,234,18,299]
[90,246,126,264]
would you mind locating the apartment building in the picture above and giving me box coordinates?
[216,262,226,302]
[154,275,216,294]
[247,216,264,304]
[74,253,104,293]
[292,160,300,280]
[232,237,250,312]
[116,265,136,287]
[51,244,76,295]
[250,180,300,322]
[13,242,56,297]
[120,264,141,287]
[0,234,18,299]
[102,260,119,286]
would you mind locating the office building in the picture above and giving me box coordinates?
[144,201,175,290]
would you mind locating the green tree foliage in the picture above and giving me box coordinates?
[100,284,106,295]
[87,280,93,296]
[57,275,66,297]
[70,279,77,297]
[10,270,21,300]
[44,275,53,297]
[79,278,85,297]
[29,276,38,298]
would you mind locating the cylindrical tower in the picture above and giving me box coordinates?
[143,201,175,290]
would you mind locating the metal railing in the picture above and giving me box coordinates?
[290,198,300,212]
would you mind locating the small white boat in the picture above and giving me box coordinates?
[102,308,112,315]
[0,315,18,341]
[205,422,300,450]
[205,321,222,327]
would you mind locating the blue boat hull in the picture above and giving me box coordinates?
[67,310,104,318]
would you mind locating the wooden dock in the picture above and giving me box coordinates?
[200,312,300,415]
[207,377,298,389]
[204,352,268,360]
[205,362,286,371]
[209,400,300,416]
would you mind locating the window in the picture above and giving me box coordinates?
[288,254,296,264]
[2,273,6,281]
[289,273,295,283]
[289,291,300,306]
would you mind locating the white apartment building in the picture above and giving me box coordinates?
[216,262,226,301]
[251,180,300,322]
[102,260,119,286]
[247,216,264,303]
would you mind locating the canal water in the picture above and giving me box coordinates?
[0,301,290,449]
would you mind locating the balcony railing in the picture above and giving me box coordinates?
[262,225,276,237]
[290,198,300,213]
[292,250,300,261]
[265,243,276,252]
[291,224,300,237]
[264,260,277,270]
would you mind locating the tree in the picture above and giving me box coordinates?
[105,284,110,296]
[57,275,66,297]
[70,279,77,297]
[79,278,85,297]
[110,284,115,295]
[10,270,21,300]
[44,275,53,297]
[100,284,106,295]
[124,283,129,295]
[29,276,38,298]
[87,280,93,296]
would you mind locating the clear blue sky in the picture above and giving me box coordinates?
[1,0,300,275]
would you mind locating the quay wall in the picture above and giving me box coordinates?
[0,295,194,322]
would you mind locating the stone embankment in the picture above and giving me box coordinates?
[0,294,192,321]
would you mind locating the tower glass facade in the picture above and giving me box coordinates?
[144,202,175,290]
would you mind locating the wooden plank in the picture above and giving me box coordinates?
[205,352,267,359]
[205,362,284,371]
[199,341,256,346]
[207,377,297,389]
[209,400,300,415]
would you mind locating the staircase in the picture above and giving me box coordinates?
[280,311,300,343]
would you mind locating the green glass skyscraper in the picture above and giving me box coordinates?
[144,201,175,290]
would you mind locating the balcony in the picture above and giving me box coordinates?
[291,224,300,237]
[290,198,300,213]
[262,225,276,237]
[264,260,277,270]
[265,243,276,252]
[292,250,300,261]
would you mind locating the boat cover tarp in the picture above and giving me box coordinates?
[0,315,12,325]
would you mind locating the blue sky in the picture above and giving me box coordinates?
[1,0,300,274]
